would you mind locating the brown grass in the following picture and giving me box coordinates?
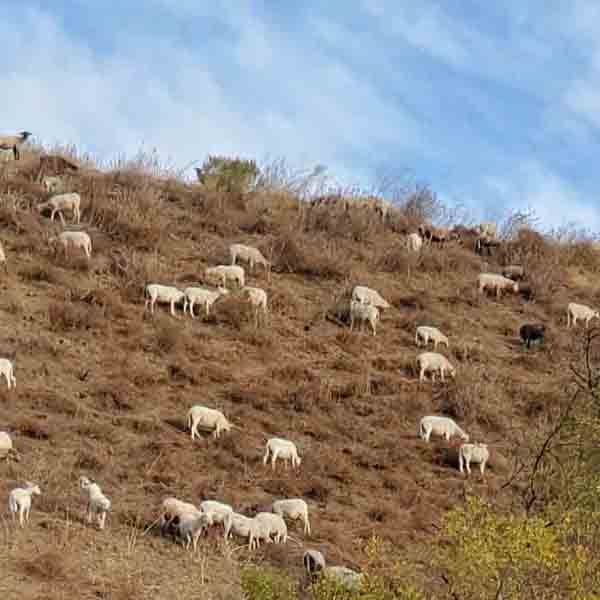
[0,147,596,598]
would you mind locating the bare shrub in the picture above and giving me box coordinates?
[48,301,100,331]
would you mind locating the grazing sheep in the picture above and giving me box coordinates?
[501,265,525,281]
[263,437,301,470]
[159,497,202,536]
[478,222,497,238]
[8,482,41,527]
[459,443,489,477]
[478,273,519,299]
[199,500,233,528]
[351,285,390,310]
[254,512,288,543]
[272,498,311,535]
[418,224,456,247]
[41,175,66,194]
[520,323,545,349]
[0,431,13,458]
[419,415,469,443]
[417,352,455,383]
[349,300,379,336]
[230,243,270,276]
[79,476,111,530]
[183,286,229,318]
[187,405,233,440]
[144,284,186,317]
[243,286,268,324]
[174,512,211,551]
[37,192,81,225]
[223,512,264,550]
[567,302,600,328]
[303,551,363,591]
[406,232,423,252]
[415,326,449,350]
[0,358,16,390]
[205,265,245,288]
[0,131,31,160]
[50,231,92,260]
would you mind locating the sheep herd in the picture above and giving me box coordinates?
[1,145,598,592]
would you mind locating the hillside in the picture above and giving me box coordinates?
[0,149,598,599]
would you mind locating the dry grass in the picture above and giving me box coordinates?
[0,148,597,598]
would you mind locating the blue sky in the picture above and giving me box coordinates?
[2,2,600,231]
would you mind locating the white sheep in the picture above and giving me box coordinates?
[417,352,455,382]
[0,358,16,390]
[415,326,449,350]
[159,497,202,535]
[351,285,390,310]
[144,284,186,317]
[303,551,363,591]
[459,443,489,477]
[406,232,423,252]
[0,240,7,272]
[419,415,469,443]
[50,231,92,260]
[478,273,519,299]
[205,265,245,288]
[567,302,600,328]
[175,512,211,551]
[254,512,288,544]
[37,192,81,225]
[8,482,41,527]
[223,512,264,550]
[183,286,229,318]
[0,431,13,459]
[478,222,497,238]
[199,500,233,528]
[272,498,310,535]
[230,243,270,276]
[243,286,268,324]
[0,131,31,160]
[79,476,111,530]
[263,437,301,470]
[350,299,379,336]
[187,405,233,440]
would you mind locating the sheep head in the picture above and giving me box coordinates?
[19,131,32,141]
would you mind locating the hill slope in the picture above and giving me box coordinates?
[0,151,597,599]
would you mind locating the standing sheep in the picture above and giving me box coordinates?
[478,273,519,299]
[520,323,545,349]
[187,405,233,440]
[567,302,600,328]
[159,497,202,536]
[272,498,311,535]
[8,482,41,527]
[223,512,265,550]
[416,352,455,382]
[419,415,469,443]
[0,358,16,390]
[183,286,229,318]
[205,265,245,289]
[50,231,92,260]
[263,437,302,470]
[199,500,233,530]
[230,243,270,277]
[37,192,81,225]
[254,512,288,544]
[0,131,31,161]
[458,443,489,478]
[303,551,363,591]
[174,512,211,551]
[144,284,186,317]
[243,286,268,325]
[415,326,449,350]
[79,476,111,530]
[349,300,379,336]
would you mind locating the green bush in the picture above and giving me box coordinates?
[240,565,298,600]
[197,155,258,193]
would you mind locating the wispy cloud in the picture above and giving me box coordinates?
[1,2,600,230]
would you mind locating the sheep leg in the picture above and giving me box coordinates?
[271,451,278,471]
[58,211,66,226]
[19,507,25,527]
